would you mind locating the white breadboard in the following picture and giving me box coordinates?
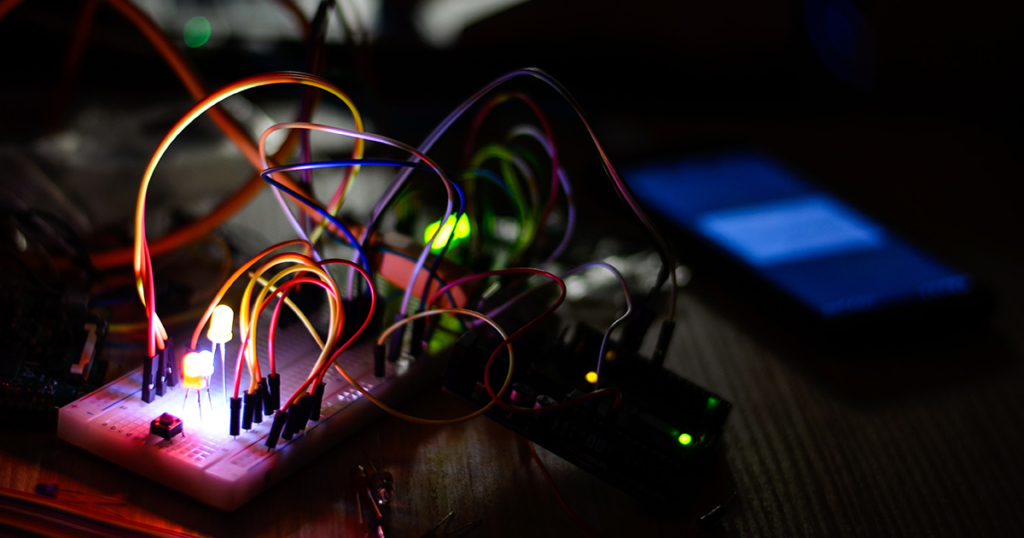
[58,328,442,511]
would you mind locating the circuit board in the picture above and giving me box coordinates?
[443,324,731,504]
[1,272,108,430]
[58,327,442,511]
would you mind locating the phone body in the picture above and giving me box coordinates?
[625,151,991,347]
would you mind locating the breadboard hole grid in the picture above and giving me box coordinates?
[64,325,386,472]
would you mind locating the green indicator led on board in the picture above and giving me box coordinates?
[184,17,211,48]
[678,433,693,445]
[424,214,471,252]
[707,397,720,410]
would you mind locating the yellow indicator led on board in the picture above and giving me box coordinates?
[585,371,598,384]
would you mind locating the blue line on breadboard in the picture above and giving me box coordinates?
[102,388,141,411]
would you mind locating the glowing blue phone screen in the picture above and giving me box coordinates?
[627,153,973,318]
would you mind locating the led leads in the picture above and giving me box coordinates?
[182,350,215,417]
[207,304,234,404]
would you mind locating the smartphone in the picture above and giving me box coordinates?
[625,151,991,346]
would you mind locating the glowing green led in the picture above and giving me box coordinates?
[678,433,692,445]
[424,214,471,252]
[184,17,211,48]
[707,397,720,410]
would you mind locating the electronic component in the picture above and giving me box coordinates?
[207,305,233,404]
[351,464,388,535]
[423,214,472,253]
[140,339,177,404]
[181,350,215,415]
[626,151,992,345]
[442,323,731,504]
[58,326,447,511]
[149,413,184,441]
[0,272,108,430]
[369,470,394,506]
[0,0,720,532]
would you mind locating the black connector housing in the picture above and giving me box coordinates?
[265,410,288,450]
[374,345,386,378]
[282,395,312,439]
[410,318,426,356]
[165,338,178,389]
[310,382,326,422]
[252,385,264,424]
[141,353,158,403]
[141,339,176,403]
[254,378,268,423]
[651,319,676,368]
[386,314,403,363]
[242,392,255,430]
[295,393,314,431]
[617,295,656,355]
[154,342,168,397]
[229,397,242,436]
[265,373,281,414]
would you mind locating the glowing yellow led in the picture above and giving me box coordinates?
[197,350,215,377]
[207,304,234,344]
[424,214,471,251]
[585,371,598,384]
[184,350,214,377]
[678,433,692,445]
[182,351,213,389]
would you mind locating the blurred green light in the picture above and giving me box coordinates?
[678,433,692,445]
[184,17,211,48]
[707,397,720,410]
[424,214,470,252]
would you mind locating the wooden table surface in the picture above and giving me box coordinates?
[3,118,1023,538]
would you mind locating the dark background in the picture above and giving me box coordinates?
[1,1,1023,536]
[2,0,1022,257]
